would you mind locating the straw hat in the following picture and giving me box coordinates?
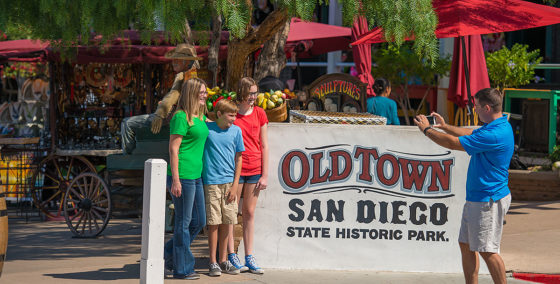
[164,43,203,60]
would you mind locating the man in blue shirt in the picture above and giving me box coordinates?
[414,88,513,284]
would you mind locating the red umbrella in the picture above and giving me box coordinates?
[352,0,560,44]
[352,0,560,120]
[351,16,375,98]
[286,18,351,58]
[448,35,490,108]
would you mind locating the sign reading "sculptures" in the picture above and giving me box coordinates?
[311,80,362,101]
[305,73,368,112]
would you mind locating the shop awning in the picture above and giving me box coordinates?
[0,39,49,62]
[286,18,352,58]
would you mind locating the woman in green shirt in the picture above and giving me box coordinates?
[164,77,209,280]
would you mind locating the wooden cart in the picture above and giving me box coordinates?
[31,149,118,237]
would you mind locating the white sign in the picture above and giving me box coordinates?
[252,123,472,273]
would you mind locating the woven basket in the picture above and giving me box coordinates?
[265,102,287,122]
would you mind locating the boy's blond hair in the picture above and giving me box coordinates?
[215,99,239,114]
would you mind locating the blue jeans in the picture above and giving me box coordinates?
[120,114,151,154]
[164,176,206,277]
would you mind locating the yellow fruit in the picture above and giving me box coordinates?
[267,99,276,109]
[264,92,271,99]
[270,94,278,103]
[276,98,284,106]
[257,96,265,107]
[274,90,282,97]
[212,86,219,92]
[262,98,268,110]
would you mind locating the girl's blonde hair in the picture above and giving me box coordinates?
[236,77,257,103]
[177,77,207,125]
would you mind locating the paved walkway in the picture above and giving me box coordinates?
[2,201,558,283]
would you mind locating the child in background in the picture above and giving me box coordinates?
[202,99,245,277]
[367,77,400,125]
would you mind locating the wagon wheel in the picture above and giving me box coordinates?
[31,155,96,219]
[63,172,112,237]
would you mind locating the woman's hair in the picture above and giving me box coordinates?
[177,77,207,125]
[215,99,239,114]
[236,77,257,103]
[373,78,391,96]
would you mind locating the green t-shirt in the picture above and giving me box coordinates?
[167,110,209,179]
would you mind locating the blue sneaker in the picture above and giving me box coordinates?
[228,253,249,272]
[245,255,264,274]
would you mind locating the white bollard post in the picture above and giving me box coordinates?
[140,159,167,284]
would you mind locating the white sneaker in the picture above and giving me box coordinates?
[220,260,240,275]
[209,262,222,277]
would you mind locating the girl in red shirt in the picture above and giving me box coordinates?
[227,77,268,274]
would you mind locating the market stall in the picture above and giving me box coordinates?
[0,37,227,236]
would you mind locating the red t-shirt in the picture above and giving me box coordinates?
[234,106,268,175]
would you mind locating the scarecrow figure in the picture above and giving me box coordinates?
[120,43,202,154]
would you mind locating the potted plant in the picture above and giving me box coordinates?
[485,43,543,97]
[372,43,451,125]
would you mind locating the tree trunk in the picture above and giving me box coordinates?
[254,19,291,82]
[182,19,193,44]
[208,13,222,87]
[225,9,288,91]
[180,18,200,69]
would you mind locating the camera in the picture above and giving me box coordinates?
[426,115,436,125]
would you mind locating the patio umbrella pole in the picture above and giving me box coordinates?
[297,60,302,90]
[461,36,475,123]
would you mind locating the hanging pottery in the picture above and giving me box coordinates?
[114,67,133,88]
[85,64,108,88]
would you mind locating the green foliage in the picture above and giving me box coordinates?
[215,0,251,39]
[0,23,33,40]
[549,145,560,164]
[0,0,439,62]
[362,0,438,64]
[372,43,451,123]
[485,44,543,93]
[372,43,451,88]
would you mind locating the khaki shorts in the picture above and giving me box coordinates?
[458,194,511,253]
[204,183,238,226]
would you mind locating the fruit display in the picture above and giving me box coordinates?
[256,89,294,110]
[205,86,237,112]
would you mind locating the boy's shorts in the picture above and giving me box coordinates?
[458,194,511,253]
[204,183,238,226]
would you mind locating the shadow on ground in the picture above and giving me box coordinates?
[507,201,560,215]
[45,263,140,280]
[6,218,144,261]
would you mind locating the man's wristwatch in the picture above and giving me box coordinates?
[423,126,433,136]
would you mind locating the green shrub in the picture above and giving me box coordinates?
[485,44,542,95]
